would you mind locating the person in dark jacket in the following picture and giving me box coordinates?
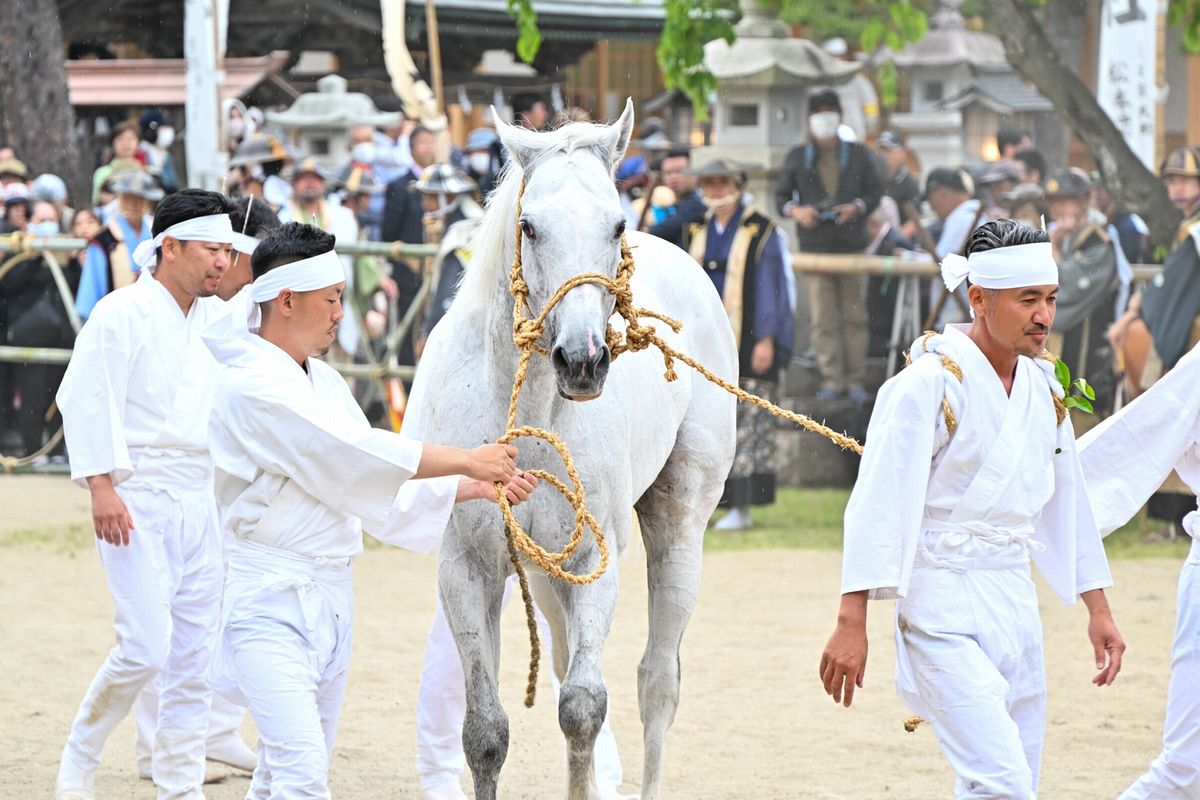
[775,89,884,401]
[647,146,707,249]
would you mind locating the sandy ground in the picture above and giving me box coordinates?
[0,475,1186,798]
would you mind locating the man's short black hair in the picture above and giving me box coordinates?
[808,89,842,114]
[924,167,970,197]
[230,196,281,239]
[512,93,546,119]
[965,218,1049,258]
[409,125,433,146]
[250,222,336,280]
[1012,148,1047,185]
[664,146,691,161]
[996,126,1029,153]
[152,189,236,260]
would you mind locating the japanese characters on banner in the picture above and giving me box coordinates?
[1096,0,1162,169]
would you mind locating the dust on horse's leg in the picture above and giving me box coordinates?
[439,548,508,800]
[634,472,708,800]
[548,558,619,800]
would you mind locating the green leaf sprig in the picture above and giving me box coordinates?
[1054,358,1095,414]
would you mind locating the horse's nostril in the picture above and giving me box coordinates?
[551,346,570,373]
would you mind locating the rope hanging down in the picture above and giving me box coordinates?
[497,181,862,706]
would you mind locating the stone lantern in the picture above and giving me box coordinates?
[265,74,402,172]
[693,0,859,227]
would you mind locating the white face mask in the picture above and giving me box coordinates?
[156,127,175,149]
[27,220,59,237]
[809,111,841,141]
[351,142,377,164]
[468,152,492,175]
[702,192,740,211]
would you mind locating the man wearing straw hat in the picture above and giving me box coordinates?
[682,158,794,531]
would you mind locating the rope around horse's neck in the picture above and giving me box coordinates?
[497,181,864,707]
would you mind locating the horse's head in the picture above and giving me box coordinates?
[496,100,635,401]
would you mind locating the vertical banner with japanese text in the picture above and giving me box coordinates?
[1096,0,1162,169]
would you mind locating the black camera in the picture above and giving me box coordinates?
[816,200,839,224]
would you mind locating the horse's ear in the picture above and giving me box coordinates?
[607,98,635,169]
[493,105,540,172]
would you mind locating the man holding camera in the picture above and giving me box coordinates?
[776,90,884,402]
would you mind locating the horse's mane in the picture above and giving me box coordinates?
[455,121,617,318]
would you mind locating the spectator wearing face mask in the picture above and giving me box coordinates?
[138,108,180,194]
[463,127,502,199]
[338,125,386,240]
[3,200,81,459]
[776,89,884,403]
[31,173,74,233]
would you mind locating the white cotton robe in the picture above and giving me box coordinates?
[1078,340,1200,799]
[202,322,455,799]
[55,271,228,800]
[842,324,1112,798]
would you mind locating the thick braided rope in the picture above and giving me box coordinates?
[499,182,864,704]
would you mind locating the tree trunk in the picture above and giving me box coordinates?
[0,0,83,205]
[1037,0,1089,170]
[989,0,1180,247]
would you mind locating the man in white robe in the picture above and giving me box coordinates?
[820,220,1125,799]
[202,221,536,800]
[54,190,239,800]
[1078,340,1200,798]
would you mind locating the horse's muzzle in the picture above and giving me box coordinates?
[551,343,610,401]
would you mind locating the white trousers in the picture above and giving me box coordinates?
[1119,536,1200,799]
[416,575,624,794]
[61,485,223,800]
[134,682,249,771]
[212,542,355,800]
[895,535,1045,800]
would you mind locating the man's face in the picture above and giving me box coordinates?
[30,201,58,227]
[699,176,736,203]
[1165,174,1200,214]
[217,249,254,301]
[1049,197,1087,231]
[521,102,549,131]
[162,238,232,299]
[972,284,1057,358]
[113,129,139,159]
[410,132,436,168]
[661,156,694,195]
[927,186,957,220]
[349,125,374,147]
[882,146,907,175]
[291,283,346,357]
[5,203,27,229]
[294,172,326,203]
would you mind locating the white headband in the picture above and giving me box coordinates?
[230,232,260,255]
[131,214,234,270]
[204,250,346,343]
[249,249,345,303]
[941,242,1058,293]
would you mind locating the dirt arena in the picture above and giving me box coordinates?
[0,475,1185,798]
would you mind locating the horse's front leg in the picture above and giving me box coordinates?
[439,533,509,800]
[551,538,621,800]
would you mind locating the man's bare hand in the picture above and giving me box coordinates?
[751,338,774,375]
[791,205,819,229]
[820,620,868,707]
[465,443,518,484]
[88,477,134,547]
[456,472,539,505]
[1088,609,1126,686]
[833,203,860,224]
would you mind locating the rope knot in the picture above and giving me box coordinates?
[513,318,544,349]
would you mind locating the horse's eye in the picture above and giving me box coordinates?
[614,220,626,239]
[520,220,536,239]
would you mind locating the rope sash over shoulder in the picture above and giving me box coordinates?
[499,180,863,707]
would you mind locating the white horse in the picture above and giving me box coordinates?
[406,100,737,800]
